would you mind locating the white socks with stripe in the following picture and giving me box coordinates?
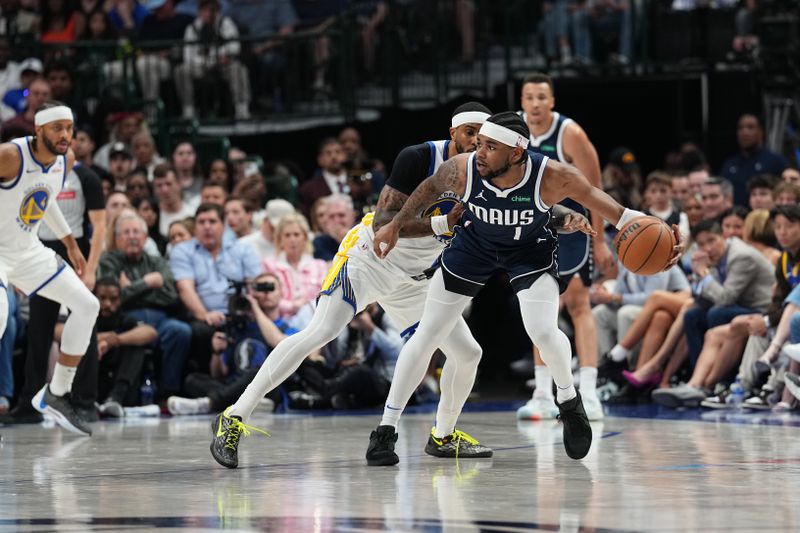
[50,363,77,396]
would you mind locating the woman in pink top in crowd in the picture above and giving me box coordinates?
[264,213,329,317]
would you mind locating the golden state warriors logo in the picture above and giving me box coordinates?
[17,188,49,231]
[423,192,461,242]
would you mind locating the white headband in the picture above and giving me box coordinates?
[479,121,529,149]
[34,106,73,126]
[451,111,490,128]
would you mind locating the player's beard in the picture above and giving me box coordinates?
[479,161,511,180]
[41,134,68,156]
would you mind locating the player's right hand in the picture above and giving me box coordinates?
[67,244,87,277]
[446,202,465,232]
[373,220,399,259]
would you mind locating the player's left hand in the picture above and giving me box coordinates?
[594,240,614,272]
[373,220,400,259]
[67,244,87,278]
[561,213,596,236]
[666,224,686,269]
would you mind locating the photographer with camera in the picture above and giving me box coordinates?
[170,203,262,377]
[167,272,307,415]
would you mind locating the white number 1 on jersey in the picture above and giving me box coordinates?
[513,227,522,240]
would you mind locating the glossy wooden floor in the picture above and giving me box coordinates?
[2,405,799,532]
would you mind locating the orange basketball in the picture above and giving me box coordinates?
[613,216,675,275]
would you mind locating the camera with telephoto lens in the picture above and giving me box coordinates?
[226,280,277,331]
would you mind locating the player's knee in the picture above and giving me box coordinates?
[83,292,100,319]
[530,327,564,355]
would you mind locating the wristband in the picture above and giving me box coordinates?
[431,214,451,236]
[615,208,646,230]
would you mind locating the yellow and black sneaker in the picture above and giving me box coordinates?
[210,407,269,469]
[424,428,493,459]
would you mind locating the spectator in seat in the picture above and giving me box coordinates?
[98,210,192,398]
[166,271,305,416]
[175,0,251,120]
[153,163,196,237]
[774,181,800,206]
[135,0,194,107]
[240,198,295,261]
[719,206,749,240]
[135,196,169,256]
[603,146,642,209]
[95,111,145,171]
[0,76,50,137]
[131,130,164,182]
[671,173,692,211]
[747,174,778,211]
[224,196,254,239]
[171,140,203,208]
[108,142,135,192]
[651,219,775,407]
[313,194,356,261]
[700,177,734,221]
[643,171,690,237]
[170,203,262,374]
[91,278,157,417]
[72,124,112,184]
[264,213,327,317]
[782,167,800,185]
[299,137,349,218]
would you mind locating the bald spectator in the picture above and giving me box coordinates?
[720,113,788,207]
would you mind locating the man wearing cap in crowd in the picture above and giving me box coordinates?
[240,198,295,261]
[603,146,643,210]
[0,101,100,435]
[1,74,50,138]
[94,112,146,172]
[108,142,134,192]
[1,57,43,118]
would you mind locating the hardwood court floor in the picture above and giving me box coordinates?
[2,404,799,532]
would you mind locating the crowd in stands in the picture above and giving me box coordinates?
[0,2,799,424]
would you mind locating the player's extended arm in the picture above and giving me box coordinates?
[373,155,468,258]
[373,185,463,238]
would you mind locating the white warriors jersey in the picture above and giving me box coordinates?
[0,137,67,254]
[342,139,460,278]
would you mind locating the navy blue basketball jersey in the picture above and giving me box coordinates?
[460,152,556,251]
[519,110,591,278]
[519,111,573,163]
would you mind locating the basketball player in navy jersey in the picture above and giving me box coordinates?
[372,112,682,459]
[517,73,611,421]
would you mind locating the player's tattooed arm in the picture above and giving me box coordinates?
[374,185,460,238]
[373,155,468,257]
[372,185,407,232]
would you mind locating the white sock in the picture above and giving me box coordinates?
[579,366,598,395]
[533,366,553,399]
[197,397,212,414]
[556,383,577,403]
[50,363,77,396]
[609,344,630,362]
[380,405,402,429]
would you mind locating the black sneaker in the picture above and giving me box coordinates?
[210,407,269,469]
[31,385,92,436]
[0,404,44,425]
[555,391,592,460]
[424,428,493,459]
[366,425,399,466]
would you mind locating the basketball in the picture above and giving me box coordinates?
[614,216,675,275]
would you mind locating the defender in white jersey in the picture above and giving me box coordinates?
[0,102,100,435]
[207,102,498,469]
